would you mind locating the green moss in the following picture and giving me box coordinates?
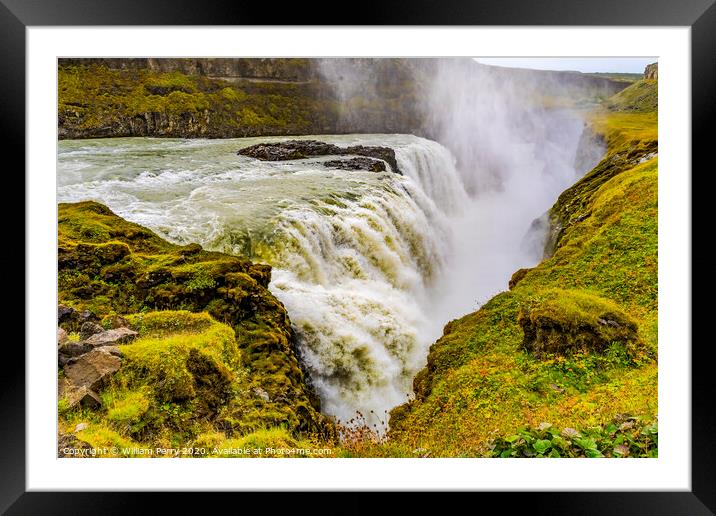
[106,389,152,426]
[74,423,142,457]
[605,79,657,112]
[517,289,643,357]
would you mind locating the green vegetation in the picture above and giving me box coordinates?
[59,310,334,456]
[586,72,643,84]
[489,417,658,458]
[387,81,658,457]
[58,201,334,451]
[58,64,337,138]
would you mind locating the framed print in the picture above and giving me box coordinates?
[6,0,714,512]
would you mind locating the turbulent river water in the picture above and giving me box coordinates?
[58,124,593,425]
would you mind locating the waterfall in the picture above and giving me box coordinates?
[56,134,467,426]
[57,97,594,426]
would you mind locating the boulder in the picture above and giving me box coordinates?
[323,157,386,172]
[77,310,98,324]
[57,327,69,346]
[58,341,94,367]
[58,304,75,324]
[59,385,103,411]
[518,289,641,357]
[84,327,138,348]
[102,345,124,358]
[63,348,122,393]
[79,321,104,340]
[238,139,402,174]
[57,433,93,457]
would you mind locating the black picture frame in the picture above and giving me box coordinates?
[5,0,713,513]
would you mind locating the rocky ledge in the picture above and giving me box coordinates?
[237,139,402,175]
[58,201,333,439]
[323,157,386,172]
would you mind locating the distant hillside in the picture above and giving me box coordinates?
[605,79,658,112]
[57,58,629,140]
[586,72,643,83]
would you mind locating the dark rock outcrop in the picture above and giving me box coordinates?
[323,157,386,172]
[237,140,402,175]
[508,268,530,290]
[58,304,75,324]
[58,341,93,367]
[518,290,641,357]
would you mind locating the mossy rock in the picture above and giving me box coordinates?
[58,201,333,438]
[509,268,531,290]
[518,289,641,357]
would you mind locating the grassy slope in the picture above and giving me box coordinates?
[586,72,643,84]
[604,79,658,112]
[384,82,658,458]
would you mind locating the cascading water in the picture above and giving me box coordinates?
[57,60,604,428]
[57,134,468,425]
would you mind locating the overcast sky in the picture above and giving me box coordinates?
[473,57,657,74]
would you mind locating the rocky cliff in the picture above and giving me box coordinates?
[57,201,334,455]
[58,58,629,140]
[59,58,319,82]
[644,62,658,80]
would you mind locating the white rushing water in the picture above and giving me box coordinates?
[58,111,595,425]
[58,135,466,424]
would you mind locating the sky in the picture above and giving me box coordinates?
[473,57,657,74]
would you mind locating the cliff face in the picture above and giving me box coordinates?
[59,58,319,82]
[644,62,658,80]
[58,58,628,140]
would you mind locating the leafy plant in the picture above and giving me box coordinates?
[489,417,658,458]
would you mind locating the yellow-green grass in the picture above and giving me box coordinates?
[387,88,658,457]
[59,312,243,452]
[604,79,658,113]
